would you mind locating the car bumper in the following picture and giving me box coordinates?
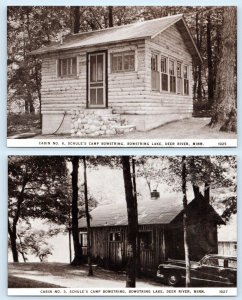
[157,271,165,278]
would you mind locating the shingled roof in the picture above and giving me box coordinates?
[30,14,202,63]
[79,196,187,228]
[79,195,224,228]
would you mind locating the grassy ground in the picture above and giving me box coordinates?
[29,117,236,140]
[8,275,63,288]
[7,115,236,140]
[7,113,41,136]
[8,262,162,288]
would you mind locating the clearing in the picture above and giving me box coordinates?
[8,262,163,288]
[8,117,236,140]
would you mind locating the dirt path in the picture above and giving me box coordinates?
[9,263,163,288]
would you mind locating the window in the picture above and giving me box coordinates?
[151,53,160,91]
[109,232,122,242]
[184,65,189,95]
[80,232,87,247]
[177,62,183,94]
[112,51,135,72]
[139,231,153,250]
[169,59,176,93]
[57,57,77,77]
[161,57,168,91]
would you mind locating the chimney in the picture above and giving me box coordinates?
[151,189,160,200]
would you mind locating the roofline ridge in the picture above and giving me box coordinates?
[70,13,184,38]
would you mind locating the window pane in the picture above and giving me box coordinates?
[117,56,123,71]
[62,59,67,76]
[67,58,71,75]
[162,73,168,91]
[124,54,135,70]
[152,71,160,90]
[151,54,158,71]
[184,79,189,95]
[170,76,176,93]
[97,55,103,81]
[96,88,103,105]
[72,57,77,75]
[80,233,87,247]
[90,89,96,104]
[161,57,167,73]
[184,66,188,79]
[139,231,152,250]
[90,56,96,82]
[177,77,183,94]
[177,62,182,78]
[169,60,175,75]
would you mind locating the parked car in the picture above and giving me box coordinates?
[157,254,237,287]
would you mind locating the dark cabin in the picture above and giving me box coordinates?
[30,14,202,136]
[78,194,224,275]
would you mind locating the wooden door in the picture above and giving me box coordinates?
[87,52,107,108]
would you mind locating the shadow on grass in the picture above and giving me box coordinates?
[8,275,64,288]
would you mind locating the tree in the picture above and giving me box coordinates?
[70,156,83,266]
[209,7,237,132]
[83,156,93,276]
[8,156,69,262]
[121,156,138,288]
[181,156,191,287]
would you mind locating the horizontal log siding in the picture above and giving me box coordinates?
[41,49,86,114]
[41,40,146,114]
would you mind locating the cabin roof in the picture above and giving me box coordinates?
[79,195,223,228]
[30,14,202,63]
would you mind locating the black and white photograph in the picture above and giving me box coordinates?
[7,6,237,147]
[8,156,237,295]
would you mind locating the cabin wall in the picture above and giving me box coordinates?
[218,241,237,256]
[166,221,218,261]
[140,24,194,129]
[41,40,146,134]
[41,24,196,134]
[79,224,166,275]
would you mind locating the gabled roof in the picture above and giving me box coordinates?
[30,14,202,63]
[78,195,223,228]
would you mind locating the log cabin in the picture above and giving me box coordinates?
[78,194,224,275]
[30,14,202,136]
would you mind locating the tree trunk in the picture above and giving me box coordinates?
[209,7,237,132]
[83,156,93,276]
[9,228,19,262]
[71,7,80,34]
[182,156,191,287]
[131,158,140,277]
[122,156,138,288]
[195,12,202,101]
[71,156,83,266]
[207,12,214,107]
[108,6,114,27]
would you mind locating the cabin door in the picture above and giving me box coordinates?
[87,52,107,108]
[108,231,124,269]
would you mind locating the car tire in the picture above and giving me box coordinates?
[166,273,180,286]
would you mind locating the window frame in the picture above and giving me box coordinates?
[79,232,88,247]
[111,51,135,73]
[57,56,78,78]
[183,64,189,95]
[160,56,168,92]
[169,59,176,93]
[139,230,153,250]
[151,52,160,91]
[109,231,122,243]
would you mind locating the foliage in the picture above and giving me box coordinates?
[8,156,69,262]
